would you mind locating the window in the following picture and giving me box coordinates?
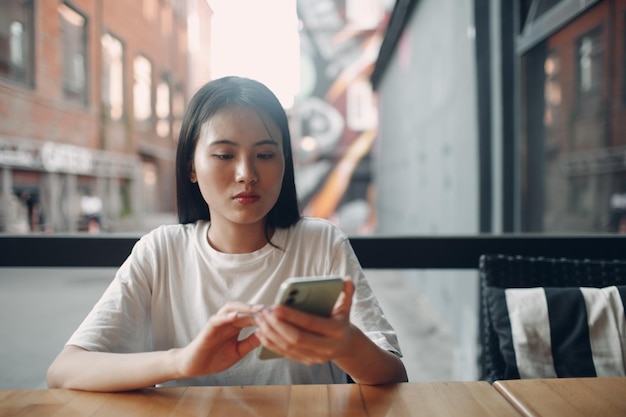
[519,1,624,233]
[133,55,152,123]
[59,3,88,104]
[156,78,170,137]
[101,33,124,121]
[577,26,603,98]
[172,85,185,140]
[141,160,157,212]
[0,0,34,85]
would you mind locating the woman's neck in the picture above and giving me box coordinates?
[207,221,273,254]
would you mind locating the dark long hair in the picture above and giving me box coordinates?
[175,76,301,229]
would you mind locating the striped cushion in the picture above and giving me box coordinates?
[485,285,626,379]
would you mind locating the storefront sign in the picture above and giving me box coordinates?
[40,142,93,174]
[0,148,37,168]
[0,137,138,178]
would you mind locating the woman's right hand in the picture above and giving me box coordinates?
[173,302,262,379]
[47,302,263,392]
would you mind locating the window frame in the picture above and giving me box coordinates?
[59,1,89,106]
[0,0,35,87]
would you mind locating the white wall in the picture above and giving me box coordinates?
[374,0,481,380]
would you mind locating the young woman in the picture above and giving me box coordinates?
[47,76,407,391]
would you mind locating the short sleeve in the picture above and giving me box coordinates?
[66,235,155,353]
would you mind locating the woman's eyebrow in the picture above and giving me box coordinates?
[254,139,280,147]
[208,139,279,147]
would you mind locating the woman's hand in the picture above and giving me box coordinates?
[47,302,263,392]
[253,280,357,365]
[253,280,408,385]
[173,302,262,379]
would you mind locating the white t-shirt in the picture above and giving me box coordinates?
[67,217,402,386]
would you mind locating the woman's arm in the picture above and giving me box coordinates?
[330,325,408,384]
[47,303,261,392]
[47,345,181,392]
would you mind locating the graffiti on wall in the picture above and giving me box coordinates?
[295,0,390,234]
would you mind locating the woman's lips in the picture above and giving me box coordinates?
[233,192,260,204]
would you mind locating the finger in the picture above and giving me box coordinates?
[208,310,256,331]
[332,279,354,317]
[218,302,265,316]
[269,306,342,338]
[236,333,261,357]
[255,327,334,364]
[256,308,342,352]
[254,308,304,352]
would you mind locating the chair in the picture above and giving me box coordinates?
[479,253,626,383]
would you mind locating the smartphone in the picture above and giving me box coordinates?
[257,275,345,360]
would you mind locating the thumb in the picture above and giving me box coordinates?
[332,279,354,317]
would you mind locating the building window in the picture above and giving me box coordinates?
[142,160,158,213]
[543,51,561,129]
[172,85,185,141]
[133,55,152,123]
[0,0,34,85]
[156,78,170,137]
[577,26,603,98]
[101,33,124,121]
[59,3,88,104]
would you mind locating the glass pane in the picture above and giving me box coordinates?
[0,267,115,389]
[101,33,124,121]
[521,2,626,233]
[0,0,34,85]
[133,56,152,121]
[59,3,87,104]
[156,80,170,137]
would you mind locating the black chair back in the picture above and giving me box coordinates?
[480,253,626,382]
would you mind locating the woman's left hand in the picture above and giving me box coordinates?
[254,279,357,365]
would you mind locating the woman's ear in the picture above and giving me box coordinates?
[189,161,197,183]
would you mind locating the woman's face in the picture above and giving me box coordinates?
[191,106,285,230]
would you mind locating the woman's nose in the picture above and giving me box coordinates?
[236,156,258,183]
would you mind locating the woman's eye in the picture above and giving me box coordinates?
[212,154,233,160]
[258,152,276,160]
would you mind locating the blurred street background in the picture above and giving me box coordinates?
[2,0,625,390]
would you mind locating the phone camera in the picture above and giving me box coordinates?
[285,288,299,306]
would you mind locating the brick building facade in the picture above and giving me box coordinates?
[0,0,212,232]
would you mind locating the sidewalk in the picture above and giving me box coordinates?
[366,270,454,382]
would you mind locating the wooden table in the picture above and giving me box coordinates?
[494,377,626,417]
[0,382,522,417]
